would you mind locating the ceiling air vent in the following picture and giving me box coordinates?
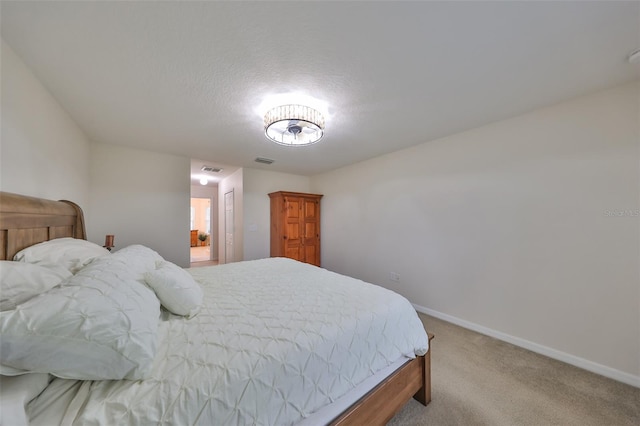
[254,157,274,165]
[201,166,223,173]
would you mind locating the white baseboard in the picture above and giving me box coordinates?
[413,303,640,389]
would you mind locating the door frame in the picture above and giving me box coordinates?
[224,189,234,263]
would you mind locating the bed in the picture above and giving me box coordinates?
[0,191,433,425]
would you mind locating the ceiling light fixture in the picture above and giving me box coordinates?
[264,104,325,146]
[200,177,208,185]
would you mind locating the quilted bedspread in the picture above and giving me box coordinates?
[67,258,429,425]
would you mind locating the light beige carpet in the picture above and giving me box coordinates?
[388,314,639,426]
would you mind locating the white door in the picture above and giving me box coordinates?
[224,190,234,263]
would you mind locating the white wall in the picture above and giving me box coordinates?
[311,81,640,385]
[191,183,218,260]
[88,142,190,267]
[0,39,90,207]
[1,38,193,266]
[218,168,243,264]
[243,168,311,261]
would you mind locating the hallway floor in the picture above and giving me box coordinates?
[190,246,218,268]
[190,260,218,268]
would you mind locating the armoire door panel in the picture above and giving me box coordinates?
[304,222,317,238]
[304,245,317,265]
[303,199,317,219]
[286,245,303,261]
[286,222,301,240]
[285,199,300,219]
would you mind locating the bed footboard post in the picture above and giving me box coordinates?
[413,333,434,405]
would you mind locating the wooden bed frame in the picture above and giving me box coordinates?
[0,191,433,425]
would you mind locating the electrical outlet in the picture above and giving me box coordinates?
[389,272,400,282]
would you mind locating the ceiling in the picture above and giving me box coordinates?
[2,1,639,176]
[190,158,237,187]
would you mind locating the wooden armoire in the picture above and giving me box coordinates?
[269,191,323,267]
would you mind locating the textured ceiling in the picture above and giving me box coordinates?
[2,1,639,176]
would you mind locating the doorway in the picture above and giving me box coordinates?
[190,197,214,264]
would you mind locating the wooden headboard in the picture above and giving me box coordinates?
[0,192,86,260]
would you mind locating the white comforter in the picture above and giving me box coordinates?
[29,258,429,426]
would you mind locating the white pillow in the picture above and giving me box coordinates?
[0,262,71,311]
[0,250,160,380]
[111,244,164,279]
[145,261,203,318]
[13,238,110,274]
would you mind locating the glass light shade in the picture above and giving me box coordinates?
[264,104,325,146]
[200,177,208,185]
